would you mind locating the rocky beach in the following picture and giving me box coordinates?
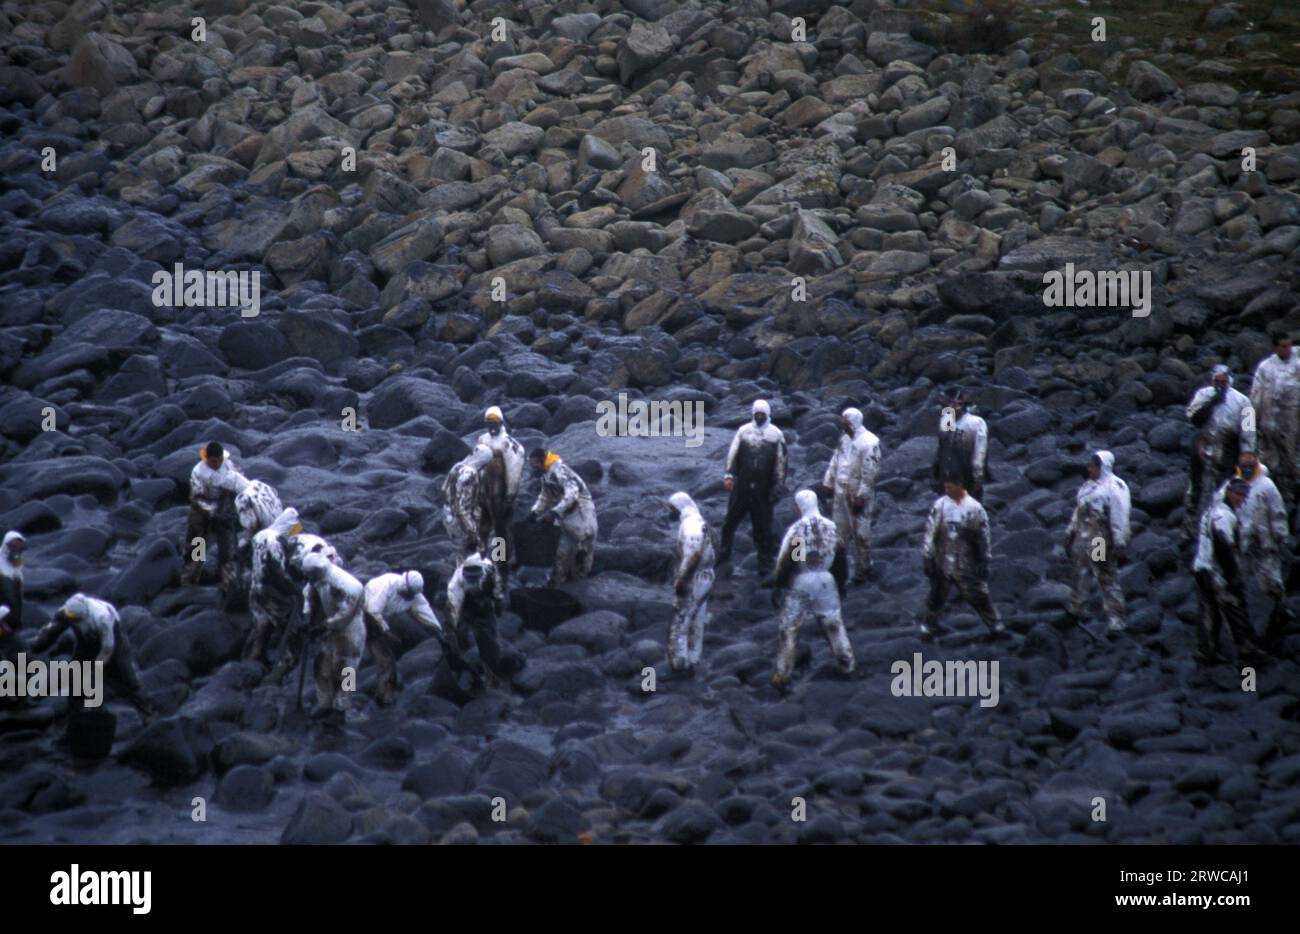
[0,0,1298,844]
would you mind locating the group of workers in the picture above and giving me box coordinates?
[0,332,1295,717]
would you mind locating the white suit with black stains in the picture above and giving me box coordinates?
[530,454,598,586]
[1183,366,1257,538]
[246,508,302,663]
[667,492,715,671]
[477,406,527,598]
[1192,492,1257,660]
[822,407,881,582]
[183,450,249,588]
[1250,347,1300,514]
[772,490,854,680]
[363,571,441,704]
[1065,451,1131,630]
[300,553,366,715]
[1217,462,1291,635]
[443,445,492,557]
[920,490,1002,635]
[235,480,283,553]
[28,594,152,713]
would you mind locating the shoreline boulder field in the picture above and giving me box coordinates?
[1,0,1298,844]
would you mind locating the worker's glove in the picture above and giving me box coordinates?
[922,555,936,578]
[723,476,735,493]
[851,496,866,515]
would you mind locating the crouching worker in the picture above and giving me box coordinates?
[300,554,365,720]
[28,594,154,716]
[245,508,303,666]
[528,449,597,587]
[766,490,854,692]
[447,553,524,689]
[363,570,442,705]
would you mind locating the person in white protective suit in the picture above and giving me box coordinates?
[1183,365,1257,542]
[1193,480,1266,665]
[265,531,345,684]
[720,399,787,576]
[443,444,493,558]
[300,553,366,719]
[1249,332,1300,518]
[1063,451,1131,635]
[821,407,882,583]
[0,531,24,710]
[528,448,598,587]
[362,570,442,705]
[932,387,989,502]
[477,406,527,600]
[245,507,303,665]
[28,593,154,715]
[182,441,249,590]
[666,492,716,674]
[766,490,854,692]
[919,475,1006,640]
[235,480,283,553]
[445,552,524,687]
[1215,451,1294,645]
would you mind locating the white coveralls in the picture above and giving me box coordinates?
[1250,349,1300,515]
[247,508,302,663]
[363,571,441,704]
[530,455,598,586]
[301,554,366,715]
[1183,367,1257,539]
[443,445,492,557]
[1066,451,1131,631]
[773,490,854,680]
[235,480,284,552]
[822,407,881,582]
[667,492,715,671]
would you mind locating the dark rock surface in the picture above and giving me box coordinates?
[0,0,1297,845]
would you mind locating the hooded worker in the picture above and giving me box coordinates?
[528,449,598,587]
[0,531,24,641]
[919,474,1006,640]
[1063,451,1131,635]
[932,387,989,502]
[1183,365,1257,542]
[821,407,882,583]
[720,399,787,576]
[443,444,493,558]
[235,480,284,553]
[667,492,716,674]
[477,406,527,599]
[446,552,523,688]
[28,594,154,716]
[1249,332,1300,516]
[1193,479,1265,664]
[1218,452,1293,644]
[363,570,442,705]
[0,532,26,706]
[182,441,250,590]
[265,532,345,685]
[767,490,854,691]
[300,553,366,719]
[245,508,303,665]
